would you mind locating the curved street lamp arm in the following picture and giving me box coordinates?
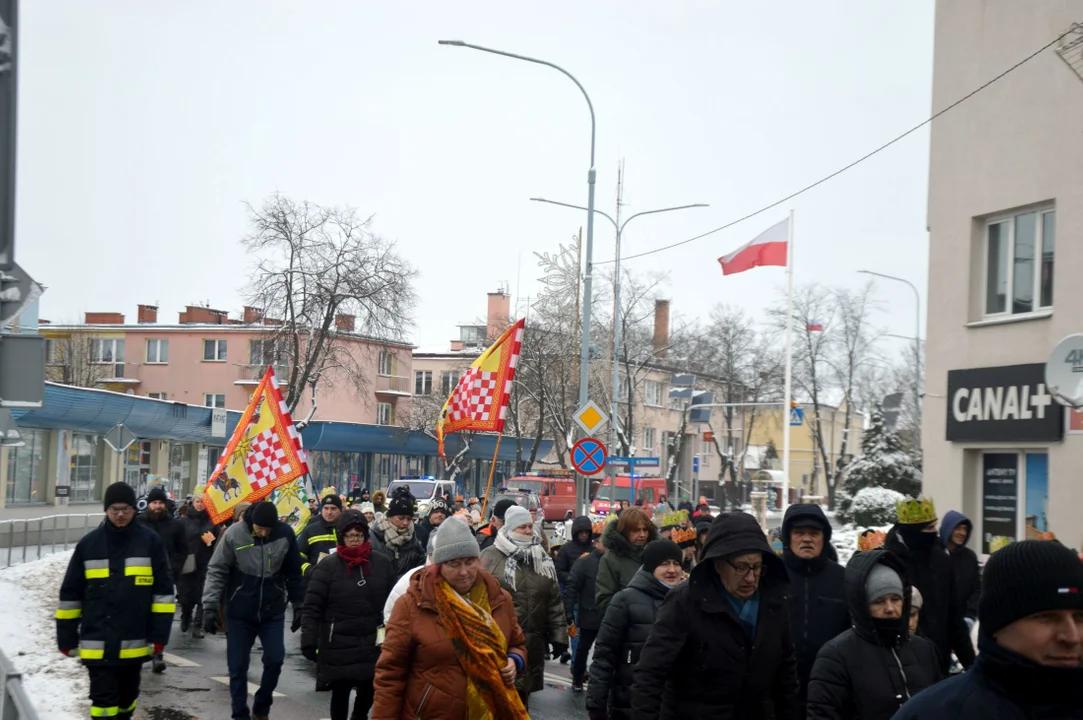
[620,204,710,234]
[530,198,616,229]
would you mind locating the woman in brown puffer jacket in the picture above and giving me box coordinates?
[373,516,528,720]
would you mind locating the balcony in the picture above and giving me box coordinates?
[92,362,141,386]
[374,375,412,396]
[235,363,290,385]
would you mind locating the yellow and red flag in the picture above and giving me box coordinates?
[437,318,525,458]
[203,366,309,524]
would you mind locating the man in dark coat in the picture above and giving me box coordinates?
[884,500,975,674]
[475,498,517,551]
[892,540,1083,720]
[137,486,188,673]
[631,511,800,718]
[564,531,605,691]
[781,503,850,716]
[368,488,426,582]
[297,494,344,578]
[176,492,218,638]
[57,482,175,720]
[939,509,981,627]
[556,515,594,586]
[413,498,449,550]
[806,549,944,720]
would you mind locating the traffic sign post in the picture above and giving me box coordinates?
[605,456,661,468]
[571,438,607,476]
[104,424,138,487]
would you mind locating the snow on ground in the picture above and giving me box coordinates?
[832,524,892,566]
[0,550,86,719]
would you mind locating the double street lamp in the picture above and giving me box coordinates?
[530,198,708,460]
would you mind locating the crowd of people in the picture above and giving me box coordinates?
[55,483,1083,720]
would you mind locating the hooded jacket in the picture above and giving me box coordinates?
[201,503,305,623]
[805,549,944,720]
[587,568,672,719]
[781,504,850,714]
[175,505,217,606]
[555,516,595,586]
[564,548,604,630]
[595,520,660,613]
[938,510,982,621]
[884,525,975,673]
[630,512,800,719]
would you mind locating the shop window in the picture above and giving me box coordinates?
[983,208,1055,318]
[980,450,1050,556]
[5,428,46,504]
[69,433,101,503]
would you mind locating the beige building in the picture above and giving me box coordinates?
[923,2,1083,554]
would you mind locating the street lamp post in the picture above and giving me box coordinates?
[438,41,597,513]
[858,270,922,450]
[530,198,708,463]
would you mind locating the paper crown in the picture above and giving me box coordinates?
[320,486,338,499]
[896,496,937,525]
[671,526,697,548]
[656,509,690,530]
[591,520,606,536]
[858,529,886,552]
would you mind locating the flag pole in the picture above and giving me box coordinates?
[781,209,795,516]
[479,433,504,521]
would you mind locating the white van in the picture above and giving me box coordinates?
[385,476,456,516]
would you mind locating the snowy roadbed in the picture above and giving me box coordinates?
[0,550,86,719]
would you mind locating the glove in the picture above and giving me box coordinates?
[290,606,302,633]
[202,614,219,635]
[550,642,568,659]
[153,644,165,655]
[567,621,578,639]
[301,645,317,662]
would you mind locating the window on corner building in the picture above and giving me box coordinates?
[377,402,394,426]
[415,371,433,396]
[984,208,1054,317]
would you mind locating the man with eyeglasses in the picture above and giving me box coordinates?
[56,482,175,720]
[632,511,799,717]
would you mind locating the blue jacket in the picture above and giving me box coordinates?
[938,510,982,620]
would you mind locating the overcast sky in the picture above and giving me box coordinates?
[20,1,934,356]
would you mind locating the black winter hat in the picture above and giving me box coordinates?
[321,494,343,510]
[387,487,415,518]
[979,540,1083,636]
[428,499,451,518]
[103,482,137,511]
[641,539,684,573]
[250,501,279,528]
[492,498,517,521]
[781,503,832,546]
[146,487,169,505]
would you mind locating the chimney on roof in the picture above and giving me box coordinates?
[180,305,228,324]
[450,339,465,352]
[85,312,125,325]
[335,314,355,332]
[243,306,263,324]
[487,289,511,341]
[652,299,670,358]
[137,304,158,324]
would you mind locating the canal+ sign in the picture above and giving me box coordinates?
[946,363,1063,442]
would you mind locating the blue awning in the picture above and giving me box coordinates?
[299,421,551,460]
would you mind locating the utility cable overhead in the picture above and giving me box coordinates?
[605,28,1074,265]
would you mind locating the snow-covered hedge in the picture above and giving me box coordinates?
[842,486,903,527]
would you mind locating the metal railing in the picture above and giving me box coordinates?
[0,646,39,720]
[0,514,104,569]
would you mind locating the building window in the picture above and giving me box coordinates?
[5,428,46,504]
[618,373,630,403]
[441,370,462,396]
[644,380,664,407]
[460,325,486,347]
[44,338,60,365]
[204,394,226,408]
[203,339,228,361]
[984,208,1054,317]
[148,392,167,400]
[377,402,394,426]
[378,351,396,377]
[90,338,125,364]
[642,427,656,454]
[415,371,433,396]
[145,339,169,364]
[69,433,101,503]
[249,339,280,366]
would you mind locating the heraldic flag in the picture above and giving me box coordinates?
[437,318,525,458]
[203,366,310,524]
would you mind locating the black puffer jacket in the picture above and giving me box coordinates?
[137,509,188,580]
[781,504,850,713]
[564,549,604,630]
[631,512,800,719]
[555,516,595,585]
[806,549,944,720]
[175,506,217,606]
[588,568,671,719]
[884,526,975,674]
[301,513,395,689]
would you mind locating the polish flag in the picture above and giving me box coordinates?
[718,217,789,275]
[807,319,824,332]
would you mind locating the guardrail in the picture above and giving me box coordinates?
[0,645,39,719]
[0,514,104,569]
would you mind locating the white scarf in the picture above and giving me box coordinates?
[494,527,557,591]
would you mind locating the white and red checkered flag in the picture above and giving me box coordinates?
[202,366,309,525]
[437,318,525,458]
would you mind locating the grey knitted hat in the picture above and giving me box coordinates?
[865,563,904,605]
[503,505,532,532]
[431,515,481,564]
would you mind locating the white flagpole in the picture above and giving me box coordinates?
[781,209,795,515]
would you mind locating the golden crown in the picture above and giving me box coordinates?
[656,509,689,529]
[671,526,697,546]
[591,520,607,536]
[896,496,937,525]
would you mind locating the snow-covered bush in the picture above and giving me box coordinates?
[845,486,904,527]
[836,406,922,523]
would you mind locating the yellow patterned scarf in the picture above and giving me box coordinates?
[433,574,529,720]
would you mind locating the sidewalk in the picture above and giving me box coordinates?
[0,503,102,521]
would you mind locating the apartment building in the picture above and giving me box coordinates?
[923,2,1083,553]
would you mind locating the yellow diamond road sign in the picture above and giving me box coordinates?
[574,400,608,435]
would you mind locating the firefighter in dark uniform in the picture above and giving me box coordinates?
[56,482,175,720]
[297,494,343,577]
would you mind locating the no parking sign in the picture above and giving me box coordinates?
[571,438,607,476]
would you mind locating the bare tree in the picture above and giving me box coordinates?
[47,332,111,388]
[396,391,476,482]
[242,194,418,418]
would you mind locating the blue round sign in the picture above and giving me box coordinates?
[571,438,607,476]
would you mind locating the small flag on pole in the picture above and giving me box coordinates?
[718,217,789,275]
[202,366,309,525]
[807,319,824,332]
[436,318,525,458]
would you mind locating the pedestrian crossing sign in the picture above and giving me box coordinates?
[789,407,804,426]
